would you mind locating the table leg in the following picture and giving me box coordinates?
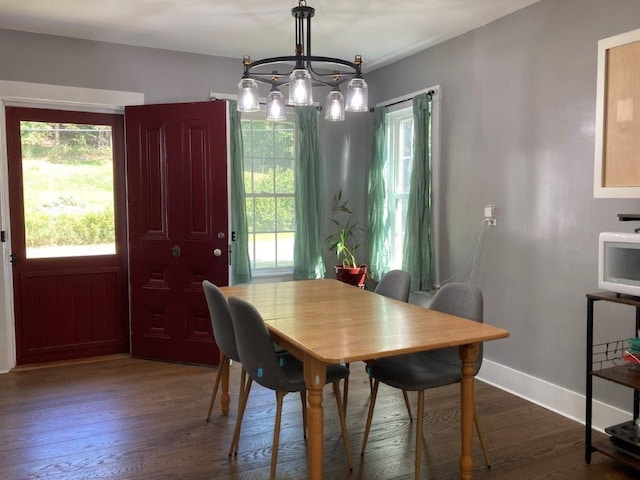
[459,343,479,480]
[220,353,230,415]
[304,355,327,480]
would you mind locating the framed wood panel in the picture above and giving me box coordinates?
[594,28,640,198]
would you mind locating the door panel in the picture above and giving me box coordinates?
[6,107,129,365]
[126,101,228,365]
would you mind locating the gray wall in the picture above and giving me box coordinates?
[365,0,640,405]
[320,113,369,273]
[0,28,238,104]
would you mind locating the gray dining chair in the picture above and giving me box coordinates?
[374,269,411,302]
[360,282,491,480]
[202,280,248,456]
[228,295,353,480]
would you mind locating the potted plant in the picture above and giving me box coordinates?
[325,190,367,287]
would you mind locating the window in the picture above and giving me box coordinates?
[241,115,296,272]
[386,106,414,269]
[19,121,117,259]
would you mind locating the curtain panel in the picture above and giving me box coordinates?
[228,100,252,284]
[293,106,326,280]
[366,107,390,282]
[402,93,435,291]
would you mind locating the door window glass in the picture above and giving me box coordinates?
[20,121,116,258]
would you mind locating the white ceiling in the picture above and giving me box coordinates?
[0,0,541,71]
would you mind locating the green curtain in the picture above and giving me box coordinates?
[293,106,326,280]
[402,93,434,291]
[366,107,390,282]
[228,100,252,284]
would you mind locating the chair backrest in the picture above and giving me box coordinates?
[228,296,302,393]
[202,280,240,362]
[374,269,411,302]
[428,282,484,372]
[429,282,483,323]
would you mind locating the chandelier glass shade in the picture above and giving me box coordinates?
[237,78,260,112]
[325,88,345,121]
[266,88,286,122]
[237,0,368,121]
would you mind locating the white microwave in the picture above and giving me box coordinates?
[599,232,640,296]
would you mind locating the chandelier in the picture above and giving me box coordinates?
[237,0,368,122]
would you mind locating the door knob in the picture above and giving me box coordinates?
[171,245,181,258]
[213,248,222,257]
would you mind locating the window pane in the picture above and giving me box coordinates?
[276,233,294,267]
[274,122,295,158]
[241,120,252,153]
[400,118,413,158]
[275,160,294,193]
[251,121,274,160]
[20,121,115,258]
[244,165,254,194]
[397,118,413,194]
[277,197,295,231]
[253,160,275,194]
[245,197,255,233]
[390,197,409,269]
[254,232,276,269]
[248,232,256,265]
[254,197,276,232]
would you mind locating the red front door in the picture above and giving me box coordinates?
[6,107,129,365]
[125,101,228,365]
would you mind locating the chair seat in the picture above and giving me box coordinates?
[368,349,462,391]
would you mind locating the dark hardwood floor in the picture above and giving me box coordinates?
[0,355,637,479]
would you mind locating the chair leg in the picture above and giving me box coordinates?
[229,373,252,457]
[474,406,491,468]
[300,390,307,439]
[365,360,375,393]
[361,379,379,456]
[332,380,353,471]
[238,367,247,400]
[415,390,425,480]
[206,354,228,421]
[402,389,413,421]
[342,362,350,413]
[270,391,285,480]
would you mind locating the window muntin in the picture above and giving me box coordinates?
[242,117,296,272]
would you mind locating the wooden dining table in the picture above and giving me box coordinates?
[219,279,509,480]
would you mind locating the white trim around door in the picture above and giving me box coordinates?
[0,81,144,373]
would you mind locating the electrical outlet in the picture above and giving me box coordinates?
[484,205,496,226]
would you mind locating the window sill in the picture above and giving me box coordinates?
[250,270,294,284]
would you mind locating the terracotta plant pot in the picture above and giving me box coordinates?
[334,265,367,288]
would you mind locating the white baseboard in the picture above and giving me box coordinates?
[478,359,631,433]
